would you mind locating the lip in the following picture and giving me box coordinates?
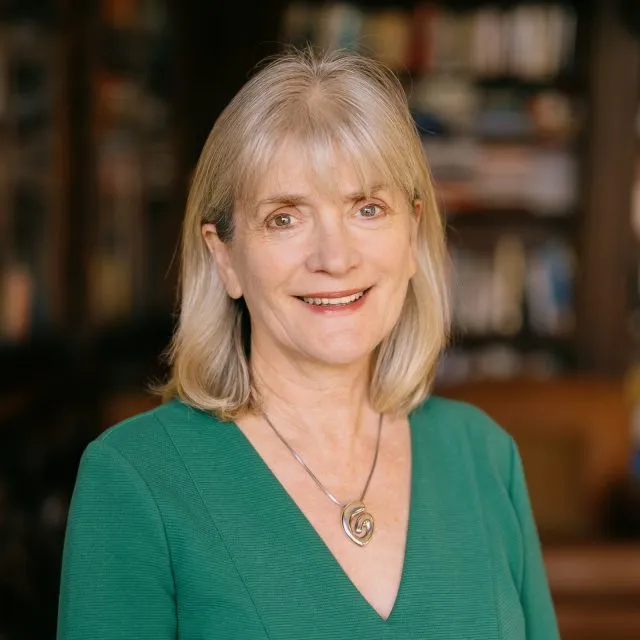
[297,287,370,299]
[295,287,372,313]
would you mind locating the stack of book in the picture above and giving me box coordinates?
[451,234,574,338]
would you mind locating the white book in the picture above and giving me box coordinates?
[472,8,503,77]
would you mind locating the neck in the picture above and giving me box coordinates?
[249,343,377,456]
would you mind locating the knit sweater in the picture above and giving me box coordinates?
[58,396,559,639]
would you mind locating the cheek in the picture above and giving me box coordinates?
[374,226,416,280]
[231,241,298,302]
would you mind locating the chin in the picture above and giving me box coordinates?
[300,336,378,367]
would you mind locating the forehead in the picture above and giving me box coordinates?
[238,133,400,211]
[256,139,381,199]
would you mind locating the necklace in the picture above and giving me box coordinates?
[262,411,383,547]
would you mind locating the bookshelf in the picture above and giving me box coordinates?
[0,0,182,400]
[0,0,635,377]
[0,15,64,344]
[279,0,635,384]
[0,0,179,344]
[0,4,179,637]
[85,0,177,328]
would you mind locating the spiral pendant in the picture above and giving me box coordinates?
[341,501,374,546]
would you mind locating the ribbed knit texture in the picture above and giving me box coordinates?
[58,396,559,639]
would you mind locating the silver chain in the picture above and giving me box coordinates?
[262,411,383,509]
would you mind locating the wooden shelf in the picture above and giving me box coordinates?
[446,206,576,225]
[545,543,640,640]
[545,543,640,597]
[450,331,574,352]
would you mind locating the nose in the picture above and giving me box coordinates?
[305,212,361,276]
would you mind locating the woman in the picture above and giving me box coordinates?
[58,49,559,639]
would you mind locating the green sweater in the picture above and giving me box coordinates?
[58,396,559,639]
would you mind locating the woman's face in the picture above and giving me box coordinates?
[203,141,420,369]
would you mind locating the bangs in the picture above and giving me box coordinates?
[233,97,417,212]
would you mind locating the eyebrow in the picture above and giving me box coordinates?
[255,184,387,209]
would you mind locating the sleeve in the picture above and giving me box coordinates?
[508,438,561,640]
[57,439,176,640]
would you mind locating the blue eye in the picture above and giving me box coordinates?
[358,204,383,218]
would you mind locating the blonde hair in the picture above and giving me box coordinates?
[161,47,450,420]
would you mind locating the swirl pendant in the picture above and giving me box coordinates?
[261,411,383,548]
[342,500,374,546]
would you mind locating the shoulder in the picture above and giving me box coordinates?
[411,394,516,486]
[412,394,513,449]
[94,398,186,449]
[84,398,223,477]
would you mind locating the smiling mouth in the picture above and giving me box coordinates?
[296,287,372,307]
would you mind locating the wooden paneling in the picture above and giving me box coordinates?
[439,376,632,538]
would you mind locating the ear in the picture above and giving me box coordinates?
[201,223,243,299]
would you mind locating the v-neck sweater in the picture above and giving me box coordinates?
[58,396,559,639]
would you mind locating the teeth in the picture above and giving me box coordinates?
[302,291,365,306]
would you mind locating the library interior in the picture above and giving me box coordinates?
[1,0,640,638]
